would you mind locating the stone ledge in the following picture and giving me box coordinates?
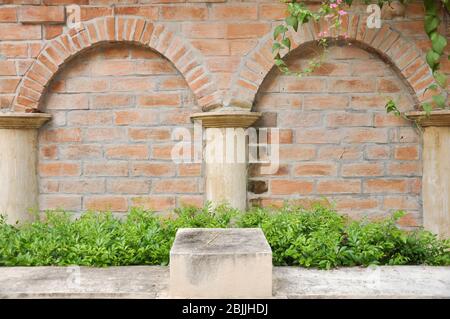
[0,113,52,129]
[405,110,450,127]
[191,110,261,128]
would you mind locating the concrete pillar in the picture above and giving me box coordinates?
[191,110,260,211]
[406,110,450,238]
[0,113,51,224]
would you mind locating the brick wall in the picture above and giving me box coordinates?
[249,45,422,227]
[0,1,448,221]
[38,44,203,213]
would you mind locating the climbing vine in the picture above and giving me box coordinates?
[274,0,449,113]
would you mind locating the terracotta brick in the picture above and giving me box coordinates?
[84,128,126,143]
[131,196,175,211]
[60,144,102,160]
[270,180,314,195]
[40,145,58,160]
[107,179,150,194]
[326,113,372,127]
[397,213,421,227]
[334,197,379,210]
[39,162,80,177]
[67,110,112,126]
[387,162,421,176]
[135,60,176,75]
[59,179,105,194]
[131,163,175,177]
[304,95,349,110]
[66,78,108,93]
[153,179,198,193]
[0,23,42,40]
[282,78,326,92]
[329,79,376,93]
[105,145,149,160]
[279,145,316,161]
[0,43,28,58]
[91,94,133,109]
[394,145,419,160]
[114,110,159,126]
[294,162,337,176]
[259,3,287,20]
[365,146,390,160]
[211,5,257,20]
[137,93,181,107]
[364,179,408,193]
[91,60,135,76]
[317,180,361,194]
[114,6,159,20]
[296,128,342,144]
[40,195,81,211]
[377,78,401,93]
[178,163,202,176]
[342,163,384,177]
[383,196,419,210]
[179,195,204,208]
[0,7,17,22]
[84,196,128,212]
[161,5,207,21]
[128,128,171,141]
[84,162,128,177]
[40,128,81,143]
[110,77,155,92]
[343,128,388,143]
[46,94,88,110]
[0,78,20,93]
[317,146,361,160]
[19,6,65,24]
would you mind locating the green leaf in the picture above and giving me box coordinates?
[273,25,288,40]
[286,15,299,32]
[433,71,447,88]
[422,102,433,115]
[430,33,447,55]
[274,58,287,68]
[432,94,446,108]
[426,50,440,69]
[272,42,281,53]
[282,38,291,51]
[427,83,438,91]
[424,15,440,35]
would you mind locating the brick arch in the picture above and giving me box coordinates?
[227,14,432,109]
[13,16,222,112]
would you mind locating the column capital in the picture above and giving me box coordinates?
[405,110,450,127]
[0,113,52,129]
[190,109,261,128]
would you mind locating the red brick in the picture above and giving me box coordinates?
[84,196,128,212]
[137,93,181,107]
[383,196,419,210]
[91,60,135,76]
[365,146,390,160]
[259,3,287,20]
[60,145,102,160]
[114,6,159,20]
[66,78,108,93]
[84,128,126,142]
[211,5,257,20]
[131,196,175,211]
[304,95,349,110]
[40,128,81,143]
[39,162,80,177]
[342,163,384,177]
[394,145,419,160]
[59,179,105,194]
[114,110,159,126]
[317,146,361,160]
[279,145,316,161]
[364,179,408,193]
[178,163,202,176]
[153,179,198,193]
[343,128,388,143]
[161,5,207,21]
[0,78,20,93]
[317,180,361,194]
[191,39,230,55]
[46,94,88,110]
[335,197,379,210]
[67,111,112,126]
[91,94,133,108]
[294,162,337,176]
[40,145,58,160]
[377,78,401,93]
[387,162,421,176]
[84,162,128,177]
[179,195,204,208]
[329,79,376,93]
[128,128,171,141]
[0,7,17,22]
[131,163,175,177]
[326,113,372,127]
[107,179,150,194]
[270,180,314,195]
[40,195,82,211]
[110,77,155,92]
[19,6,65,24]
[282,78,326,92]
[105,145,149,160]
[135,60,176,74]
[0,43,28,58]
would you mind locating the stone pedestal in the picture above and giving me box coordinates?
[191,110,260,211]
[169,228,272,298]
[406,110,450,238]
[0,113,51,224]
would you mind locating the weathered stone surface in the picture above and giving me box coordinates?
[0,265,449,299]
[169,228,273,298]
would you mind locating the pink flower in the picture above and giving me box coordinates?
[330,3,338,8]
[336,0,342,4]
[338,10,347,16]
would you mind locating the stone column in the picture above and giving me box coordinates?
[0,113,51,224]
[406,110,450,238]
[191,110,261,211]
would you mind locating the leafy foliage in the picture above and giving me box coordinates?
[1,205,448,269]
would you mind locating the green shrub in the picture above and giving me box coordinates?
[0,205,448,269]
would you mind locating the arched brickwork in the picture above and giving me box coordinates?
[227,14,433,109]
[13,16,222,112]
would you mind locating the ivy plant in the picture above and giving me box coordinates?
[274,0,449,114]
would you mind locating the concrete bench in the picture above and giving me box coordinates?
[169,228,272,298]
